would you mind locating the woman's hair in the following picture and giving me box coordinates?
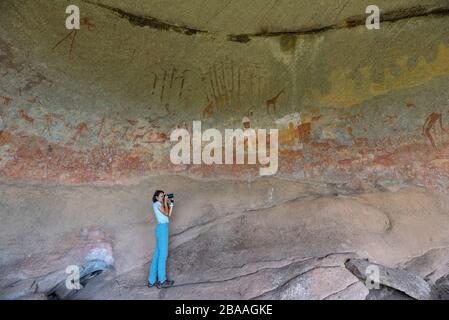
[152,190,164,203]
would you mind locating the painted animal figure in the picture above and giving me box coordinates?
[202,101,214,119]
[1,96,12,105]
[266,89,284,114]
[201,95,230,119]
[19,109,34,124]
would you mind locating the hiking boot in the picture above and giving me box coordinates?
[147,281,159,288]
[157,280,174,289]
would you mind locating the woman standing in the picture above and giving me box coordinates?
[148,190,175,288]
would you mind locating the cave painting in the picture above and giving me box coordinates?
[42,112,64,136]
[200,95,230,119]
[245,108,254,117]
[383,113,398,125]
[202,61,269,111]
[0,96,12,122]
[346,127,356,143]
[202,100,213,119]
[296,122,312,144]
[275,111,318,146]
[150,67,189,109]
[423,111,448,149]
[26,96,43,105]
[72,122,88,141]
[278,122,297,146]
[1,96,12,106]
[266,89,284,114]
[132,127,146,144]
[97,117,106,139]
[339,113,363,123]
[22,73,51,92]
[203,63,235,109]
[18,109,34,124]
[275,112,301,127]
[276,112,302,146]
[321,120,339,140]
[242,116,251,129]
[143,129,168,144]
[52,17,95,59]
[131,126,167,145]
[215,94,230,111]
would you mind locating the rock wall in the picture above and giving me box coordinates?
[1,0,449,299]
[1,0,449,191]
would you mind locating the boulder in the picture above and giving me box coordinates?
[0,279,38,300]
[345,258,431,300]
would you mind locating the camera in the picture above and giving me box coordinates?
[166,193,174,204]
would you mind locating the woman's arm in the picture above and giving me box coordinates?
[168,202,173,217]
[158,196,171,217]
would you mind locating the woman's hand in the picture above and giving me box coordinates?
[162,195,168,208]
[168,202,173,217]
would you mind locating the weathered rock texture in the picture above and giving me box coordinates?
[1,0,449,299]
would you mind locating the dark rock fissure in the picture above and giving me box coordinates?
[251,265,343,300]
[82,0,208,36]
[81,2,449,44]
[229,5,449,43]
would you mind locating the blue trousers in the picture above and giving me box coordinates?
[148,223,169,284]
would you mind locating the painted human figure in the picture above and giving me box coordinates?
[242,116,251,129]
[423,112,448,149]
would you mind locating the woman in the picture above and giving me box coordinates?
[148,190,175,288]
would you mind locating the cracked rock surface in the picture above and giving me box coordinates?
[1,0,449,299]
[1,178,449,299]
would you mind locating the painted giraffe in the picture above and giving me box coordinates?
[266,89,284,114]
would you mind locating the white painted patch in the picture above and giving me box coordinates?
[275,112,302,128]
